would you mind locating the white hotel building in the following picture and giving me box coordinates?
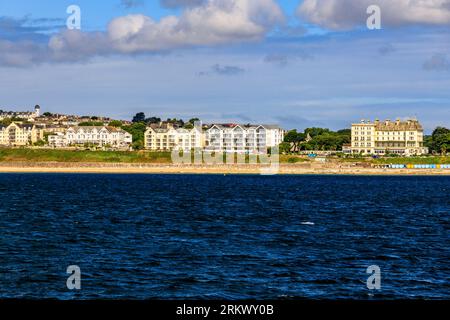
[205,124,284,153]
[346,118,428,156]
[48,126,132,148]
[144,123,284,153]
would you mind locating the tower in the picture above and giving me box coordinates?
[34,105,41,117]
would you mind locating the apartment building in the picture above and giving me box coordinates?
[205,124,284,153]
[347,118,428,156]
[0,122,44,146]
[144,123,203,151]
[47,126,132,148]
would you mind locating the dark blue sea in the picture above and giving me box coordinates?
[0,174,448,299]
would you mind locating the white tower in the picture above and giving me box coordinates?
[34,105,41,117]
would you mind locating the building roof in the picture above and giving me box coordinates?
[353,119,423,131]
[69,126,127,133]
[207,123,282,130]
[375,119,423,131]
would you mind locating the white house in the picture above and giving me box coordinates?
[48,126,132,148]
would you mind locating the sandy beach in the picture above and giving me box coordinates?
[0,162,449,175]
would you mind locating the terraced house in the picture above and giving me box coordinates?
[347,118,428,156]
[48,126,132,148]
[0,122,44,146]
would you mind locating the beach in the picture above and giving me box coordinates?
[1,162,450,175]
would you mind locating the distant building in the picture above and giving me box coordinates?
[0,122,44,146]
[48,126,132,148]
[346,118,428,156]
[144,123,203,151]
[47,132,66,148]
[0,105,41,121]
[205,124,284,154]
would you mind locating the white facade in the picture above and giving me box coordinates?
[349,119,428,156]
[48,126,132,148]
[145,126,203,151]
[47,132,66,148]
[205,124,284,153]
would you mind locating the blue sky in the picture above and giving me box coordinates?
[1,0,450,132]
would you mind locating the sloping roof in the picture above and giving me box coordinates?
[207,123,282,130]
[375,120,423,131]
[69,126,126,133]
[16,123,34,129]
[259,124,282,130]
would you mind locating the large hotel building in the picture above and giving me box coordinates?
[144,123,284,153]
[345,118,428,156]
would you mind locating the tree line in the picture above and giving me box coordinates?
[280,128,351,153]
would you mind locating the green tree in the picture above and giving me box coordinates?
[145,117,161,124]
[184,118,201,129]
[109,120,123,127]
[122,122,147,150]
[78,121,104,126]
[284,130,305,152]
[279,142,291,154]
[304,127,330,138]
[0,118,12,126]
[132,112,146,123]
[429,127,450,154]
[297,128,350,151]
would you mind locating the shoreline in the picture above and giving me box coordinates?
[1,162,450,175]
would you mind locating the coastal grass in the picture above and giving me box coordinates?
[0,149,309,165]
[0,148,172,163]
[1,148,448,165]
[280,155,310,163]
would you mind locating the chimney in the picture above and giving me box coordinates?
[375,118,379,124]
[396,118,400,125]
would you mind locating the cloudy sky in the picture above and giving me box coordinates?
[1,0,450,132]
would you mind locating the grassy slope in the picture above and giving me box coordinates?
[0,149,307,164]
[0,148,172,163]
[0,148,449,165]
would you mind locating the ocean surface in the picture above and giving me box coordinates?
[0,173,448,299]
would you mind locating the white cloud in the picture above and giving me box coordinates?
[297,0,450,30]
[50,0,285,56]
